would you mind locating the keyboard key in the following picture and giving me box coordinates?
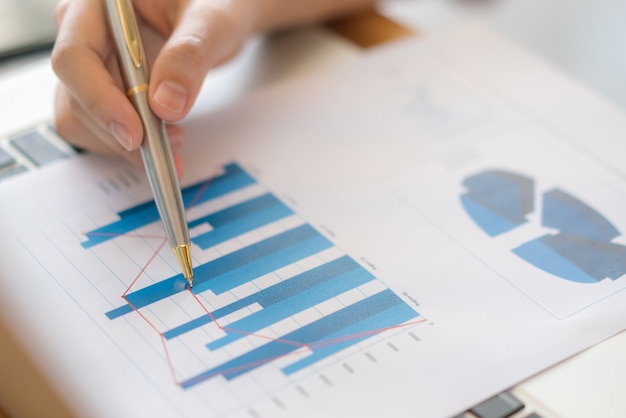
[470,391,524,418]
[9,131,67,166]
[0,165,28,181]
[0,147,15,169]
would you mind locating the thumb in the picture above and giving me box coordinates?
[148,0,256,121]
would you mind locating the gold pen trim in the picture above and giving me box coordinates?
[173,244,194,287]
[126,84,149,97]
[116,0,143,68]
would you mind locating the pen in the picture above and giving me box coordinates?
[104,0,194,287]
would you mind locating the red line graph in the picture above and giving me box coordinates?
[86,181,425,387]
[87,225,425,386]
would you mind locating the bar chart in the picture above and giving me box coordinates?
[83,163,421,389]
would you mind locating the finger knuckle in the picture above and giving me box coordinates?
[54,0,70,27]
[50,38,75,77]
[170,35,208,68]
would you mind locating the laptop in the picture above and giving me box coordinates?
[0,0,72,182]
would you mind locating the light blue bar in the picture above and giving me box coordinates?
[191,194,294,250]
[84,163,255,248]
[163,315,212,340]
[164,256,361,340]
[105,304,134,319]
[180,289,404,387]
[107,224,331,318]
[123,274,189,310]
[192,224,333,295]
[207,266,376,349]
[282,300,419,375]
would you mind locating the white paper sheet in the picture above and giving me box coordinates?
[2,22,626,418]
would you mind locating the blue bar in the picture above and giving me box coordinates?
[164,316,213,339]
[207,264,376,349]
[180,289,405,387]
[282,300,419,375]
[106,224,332,317]
[105,304,133,319]
[191,224,333,295]
[164,256,363,340]
[83,163,255,248]
[190,194,294,250]
[124,275,189,311]
[105,276,189,320]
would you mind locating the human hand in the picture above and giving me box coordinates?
[52,0,376,176]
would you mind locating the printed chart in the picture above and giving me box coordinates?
[7,24,626,418]
[385,133,626,319]
[462,169,626,284]
[23,162,423,416]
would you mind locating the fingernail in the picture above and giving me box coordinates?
[154,81,188,114]
[110,122,133,151]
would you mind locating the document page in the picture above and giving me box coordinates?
[2,23,626,418]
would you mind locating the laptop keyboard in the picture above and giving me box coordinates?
[0,122,77,182]
[456,391,546,418]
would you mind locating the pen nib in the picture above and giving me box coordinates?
[185,275,194,288]
[173,244,194,288]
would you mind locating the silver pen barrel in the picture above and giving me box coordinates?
[105,0,194,285]
[134,93,194,283]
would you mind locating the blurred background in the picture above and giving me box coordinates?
[382,0,626,109]
[1,0,626,105]
[0,0,57,59]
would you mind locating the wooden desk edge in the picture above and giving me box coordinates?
[326,9,416,48]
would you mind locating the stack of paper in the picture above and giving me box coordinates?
[2,23,626,418]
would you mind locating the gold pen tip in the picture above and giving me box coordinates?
[173,244,194,287]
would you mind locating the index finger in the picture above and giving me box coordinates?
[52,0,143,151]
